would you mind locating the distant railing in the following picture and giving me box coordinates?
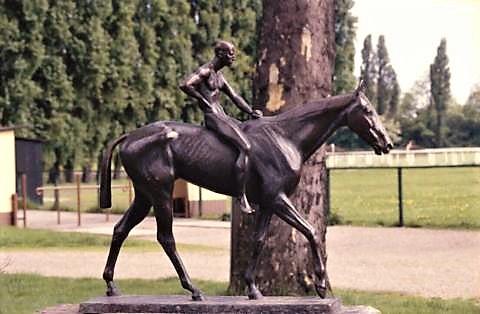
[325,147,480,226]
[35,174,133,226]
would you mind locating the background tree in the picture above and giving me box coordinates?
[387,69,400,118]
[72,1,113,182]
[430,38,451,147]
[329,0,360,149]
[398,77,435,147]
[375,35,390,115]
[444,84,480,147]
[333,0,356,94]
[188,0,260,122]
[359,34,376,101]
[230,0,335,295]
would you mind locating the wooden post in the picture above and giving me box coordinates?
[397,167,404,227]
[76,174,81,226]
[128,179,133,204]
[21,174,27,228]
[54,182,61,224]
[11,194,18,226]
[198,186,203,218]
[326,168,331,217]
[100,186,109,222]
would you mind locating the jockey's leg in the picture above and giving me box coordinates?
[205,113,253,214]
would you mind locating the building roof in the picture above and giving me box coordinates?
[0,126,17,132]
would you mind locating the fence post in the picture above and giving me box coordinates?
[11,194,18,226]
[128,179,133,204]
[54,182,61,224]
[21,174,27,228]
[326,168,331,218]
[76,174,81,226]
[198,186,203,218]
[397,167,404,227]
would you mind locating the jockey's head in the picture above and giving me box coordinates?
[214,40,236,67]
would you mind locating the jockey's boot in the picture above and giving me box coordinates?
[239,193,254,214]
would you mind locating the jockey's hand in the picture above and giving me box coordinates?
[251,109,263,119]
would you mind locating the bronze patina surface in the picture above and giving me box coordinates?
[99,80,392,301]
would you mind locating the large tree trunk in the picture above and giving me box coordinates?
[230,0,335,295]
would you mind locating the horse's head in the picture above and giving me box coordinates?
[346,82,393,155]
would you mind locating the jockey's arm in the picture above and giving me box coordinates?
[221,77,262,118]
[179,69,213,110]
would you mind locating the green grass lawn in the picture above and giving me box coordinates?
[0,226,223,253]
[330,167,480,228]
[0,273,478,314]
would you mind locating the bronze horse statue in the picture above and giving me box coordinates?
[99,83,393,301]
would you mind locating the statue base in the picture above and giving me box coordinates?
[73,295,379,314]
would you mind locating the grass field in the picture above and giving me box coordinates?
[0,226,220,253]
[0,274,478,314]
[330,167,480,228]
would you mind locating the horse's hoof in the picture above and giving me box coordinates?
[191,293,205,301]
[247,287,263,300]
[315,283,327,298]
[106,288,121,297]
[106,282,121,297]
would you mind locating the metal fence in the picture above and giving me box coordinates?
[325,148,480,227]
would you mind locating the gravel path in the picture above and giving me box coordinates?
[2,210,479,299]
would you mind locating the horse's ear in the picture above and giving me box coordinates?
[355,80,367,96]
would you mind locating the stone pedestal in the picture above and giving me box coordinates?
[76,295,379,314]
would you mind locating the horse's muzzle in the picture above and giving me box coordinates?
[382,142,393,154]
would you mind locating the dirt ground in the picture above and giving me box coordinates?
[2,210,479,299]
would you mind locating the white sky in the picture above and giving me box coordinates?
[352,0,480,103]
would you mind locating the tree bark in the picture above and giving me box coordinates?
[230,0,335,295]
[64,160,74,183]
[82,164,93,183]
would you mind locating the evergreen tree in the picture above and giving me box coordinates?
[333,0,357,94]
[0,0,263,174]
[187,0,261,122]
[39,0,83,180]
[376,35,390,115]
[72,1,113,180]
[430,38,451,147]
[359,34,376,101]
[0,1,45,132]
[387,66,400,118]
[146,0,196,123]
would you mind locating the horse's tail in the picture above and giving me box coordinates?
[99,134,128,209]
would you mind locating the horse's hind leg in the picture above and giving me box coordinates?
[244,209,272,299]
[152,190,204,301]
[103,189,151,296]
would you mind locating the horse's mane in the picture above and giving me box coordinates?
[246,92,356,124]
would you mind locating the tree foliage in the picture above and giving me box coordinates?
[333,0,357,94]
[430,38,451,147]
[332,33,401,149]
[0,1,477,170]
[359,34,376,101]
[0,0,260,173]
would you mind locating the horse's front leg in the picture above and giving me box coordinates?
[272,193,328,298]
[244,209,272,300]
